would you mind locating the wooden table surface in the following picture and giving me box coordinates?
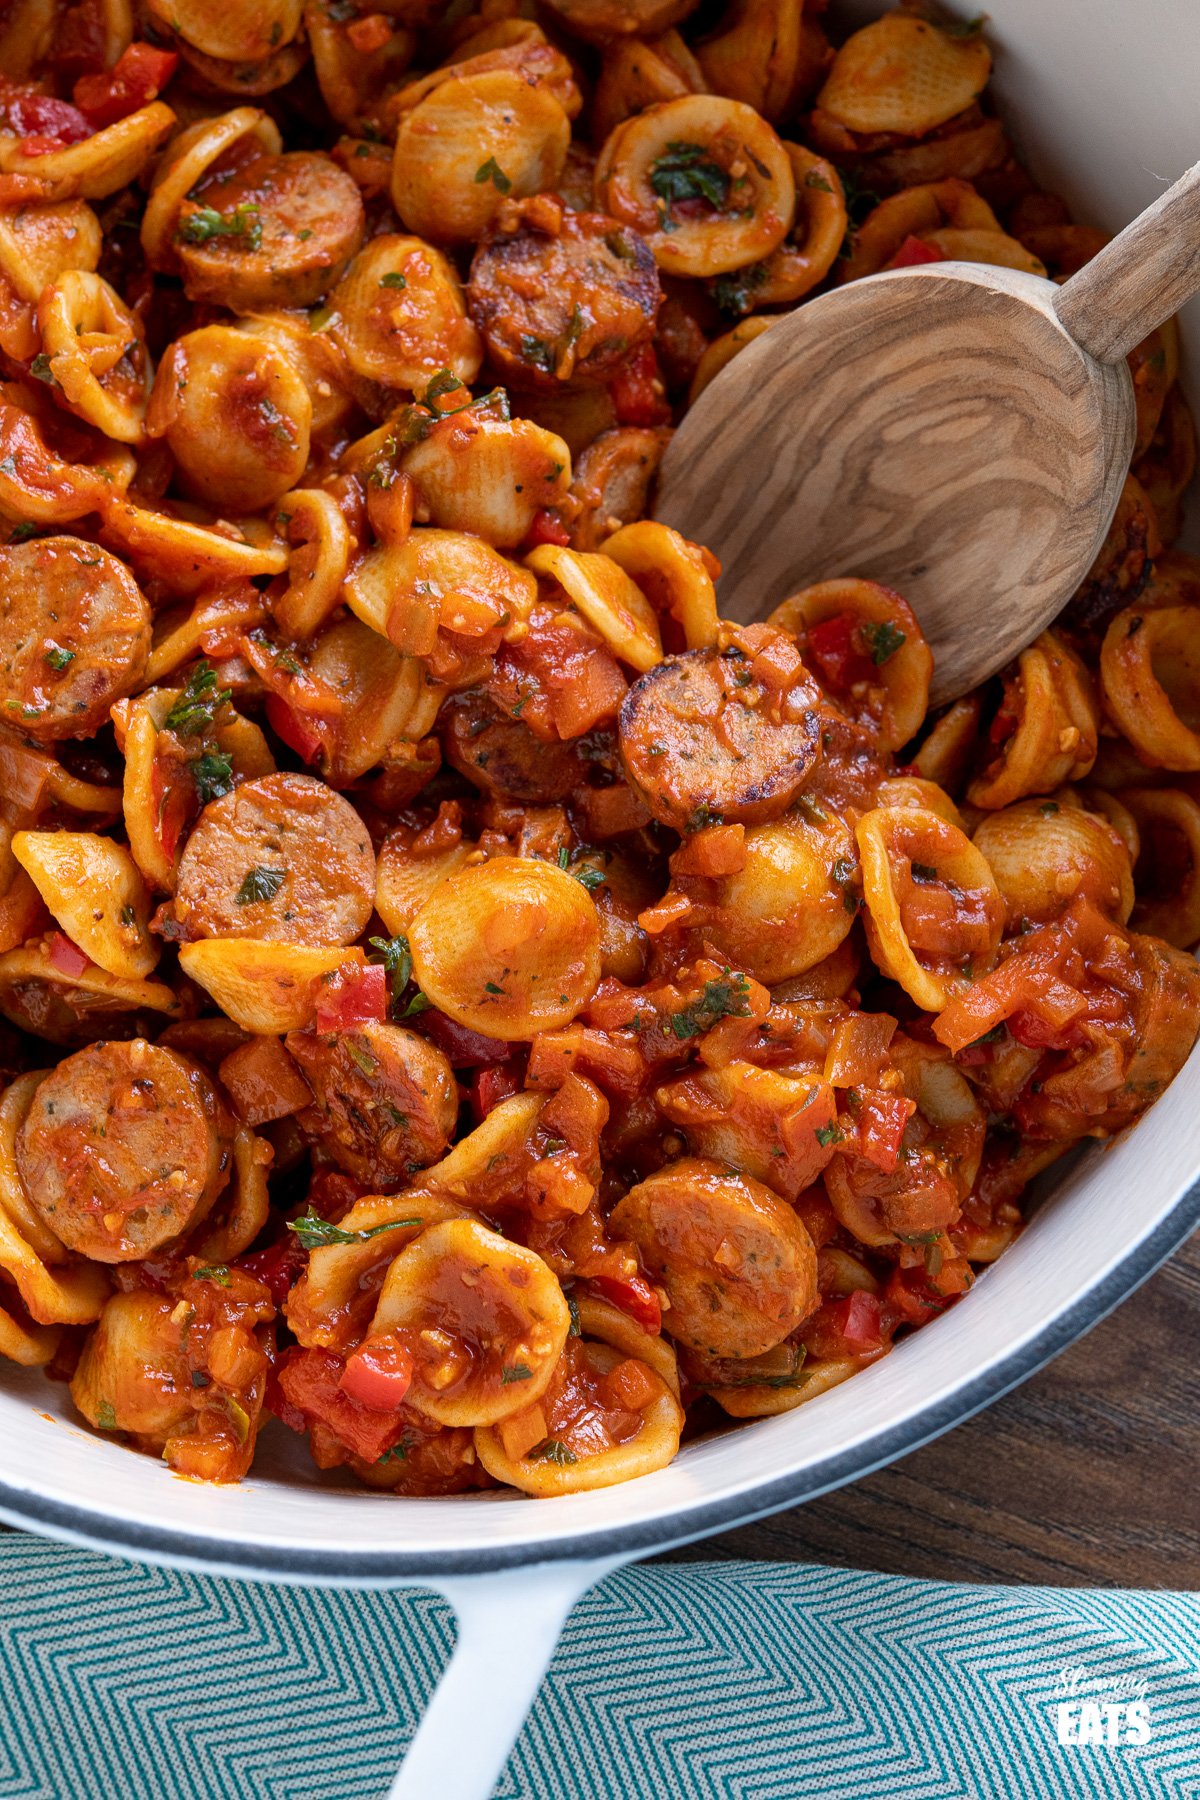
[667,1231,1200,1591]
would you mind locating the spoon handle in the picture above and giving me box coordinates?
[1053,159,1200,364]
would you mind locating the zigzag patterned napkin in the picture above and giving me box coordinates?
[1,1535,1196,1799]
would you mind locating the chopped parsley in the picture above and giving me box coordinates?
[557,847,606,893]
[910,862,939,883]
[805,170,835,193]
[500,1365,532,1384]
[814,1123,844,1148]
[710,263,767,317]
[669,972,752,1040]
[369,932,413,991]
[8,522,36,543]
[287,1209,424,1249]
[861,619,906,664]
[527,1438,576,1465]
[474,156,511,194]
[345,1040,379,1078]
[378,1434,416,1465]
[178,202,263,251]
[163,660,230,737]
[649,141,730,212]
[1039,800,1060,816]
[95,1401,118,1430]
[190,748,234,804]
[44,645,74,670]
[566,1293,581,1337]
[424,368,468,409]
[234,866,285,906]
[519,334,553,371]
[29,353,55,384]
[118,904,136,926]
[379,271,407,288]
[193,1264,231,1286]
[367,933,430,1015]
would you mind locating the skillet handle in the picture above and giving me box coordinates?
[382,1556,622,1800]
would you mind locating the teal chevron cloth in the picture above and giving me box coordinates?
[1,1536,1197,1799]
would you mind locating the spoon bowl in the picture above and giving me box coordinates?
[655,161,1200,706]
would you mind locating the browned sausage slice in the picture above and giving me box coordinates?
[0,537,151,741]
[441,690,587,801]
[619,639,823,829]
[173,772,375,946]
[285,1021,458,1185]
[469,211,660,390]
[176,152,365,311]
[16,1038,233,1262]
[609,1155,818,1358]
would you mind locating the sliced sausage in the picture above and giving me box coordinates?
[0,537,150,742]
[569,425,671,550]
[16,1038,233,1263]
[441,690,588,801]
[285,1021,458,1186]
[469,211,660,390]
[609,1155,818,1358]
[175,151,365,311]
[172,772,375,947]
[619,641,822,829]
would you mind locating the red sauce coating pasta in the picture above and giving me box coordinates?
[0,6,1195,1492]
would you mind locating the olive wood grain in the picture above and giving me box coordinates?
[656,264,1132,707]
[1055,160,1200,363]
[656,160,1200,709]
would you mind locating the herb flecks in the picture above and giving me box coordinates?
[861,619,906,664]
[474,156,512,194]
[178,202,263,251]
[669,972,752,1040]
[191,749,234,804]
[527,1438,576,1465]
[193,1264,232,1287]
[163,661,230,738]
[650,141,730,213]
[287,1209,423,1249]
[235,866,285,906]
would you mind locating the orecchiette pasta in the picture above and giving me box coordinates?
[595,94,796,277]
[0,3,1196,1501]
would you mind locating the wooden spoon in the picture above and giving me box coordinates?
[655,163,1200,706]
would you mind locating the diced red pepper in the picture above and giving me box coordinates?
[805,1291,884,1357]
[314,962,387,1032]
[888,234,946,268]
[805,611,877,695]
[588,1272,662,1336]
[523,507,571,549]
[608,344,672,427]
[847,1090,915,1174]
[340,1331,414,1411]
[469,1061,523,1123]
[273,1346,411,1461]
[418,1009,512,1067]
[1006,1007,1080,1053]
[46,931,91,979]
[345,12,391,53]
[265,692,327,765]
[5,93,92,145]
[73,43,178,127]
[236,1236,308,1308]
